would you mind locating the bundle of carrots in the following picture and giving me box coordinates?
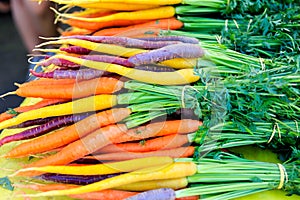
[0,0,299,199]
[51,1,184,37]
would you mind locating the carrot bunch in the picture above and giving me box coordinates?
[46,0,183,37]
[28,35,203,86]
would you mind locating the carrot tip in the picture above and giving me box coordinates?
[0,91,17,98]
[14,82,22,87]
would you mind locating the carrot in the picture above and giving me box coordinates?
[51,0,182,6]
[5,108,131,158]
[19,78,77,87]
[0,94,117,130]
[37,37,198,69]
[41,54,200,85]
[30,68,110,80]
[18,156,173,175]
[24,162,197,197]
[63,18,150,31]
[0,98,67,123]
[54,6,176,23]
[138,35,199,44]
[126,188,176,200]
[112,119,202,143]
[93,17,183,36]
[15,183,137,200]
[128,43,205,65]
[38,173,120,185]
[59,46,91,54]
[86,146,195,161]
[71,9,115,18]
[65,2,159,11]
[0,113,90,146]
[16,124,129,176]
[115,177,188,191]
[61,28,94,36]
[36,38,147,57]
[97,134,190,153]
[12,77,123,99]
[65,35,181,49]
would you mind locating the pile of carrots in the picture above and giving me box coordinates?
[50,0,184,37]
[0,0,299,200]
[0,32,204,198]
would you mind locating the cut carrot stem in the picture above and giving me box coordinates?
[85,146,195,161]
[14,77,124,99]
[92,17,183,36]
[23,162,197,197]
[0,98,68,123]
[15,156,173,175]
[97,134,190,153]
[5,108,131,158]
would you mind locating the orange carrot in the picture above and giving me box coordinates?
[74,9,116,18]
[5,108,131,158]
[0,98,68,123]
[17,124,128,176]
[86,146,195,161]
[19,78,77,88]
[15,183,137,200]
[63,18,150,31]
[93,17,183,36]
[111,119,202,144]
[61,27,94,36]
[97,134,190,153]
[14,77,124,99]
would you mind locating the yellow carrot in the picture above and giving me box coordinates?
[17,156,174,175]
[26,162,197,197]
[53,6,175,22]
[115,177,188,191]
[0,95,117,130]
[43,54,200,85]
[75,2,159,11]
[36,38,146,57]
[51,0,181,7]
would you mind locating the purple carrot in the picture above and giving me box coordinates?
[80,55,134,67]
[126,188,176,200]
[128,43,205,65]
[135,64,175,72]
[39,57,80,68]
[37,173,120,185]
[0,113,91,146]
[30,68,111,80]
[63,35,181,49]
[60,46,91,54]
[138,36,199,44]
[39,54,133,68]
[7,117,56,129]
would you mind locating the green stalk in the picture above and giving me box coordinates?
[175,152,300,199]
